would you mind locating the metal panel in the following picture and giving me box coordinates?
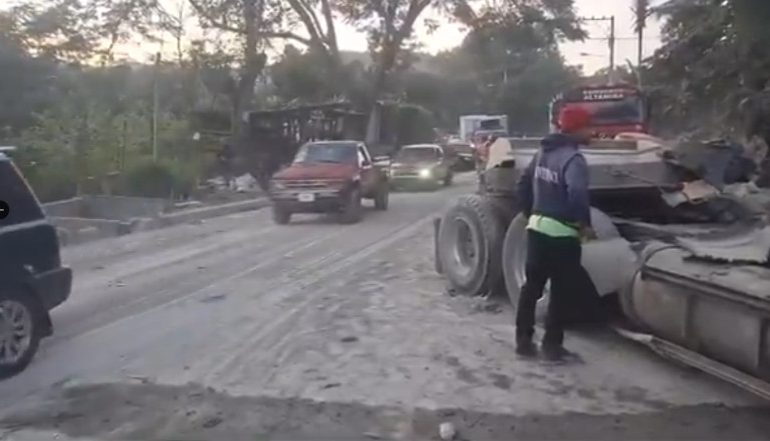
[631,244,770,382]
[676,225,770,264]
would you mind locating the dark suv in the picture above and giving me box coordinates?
[0,151,72,378]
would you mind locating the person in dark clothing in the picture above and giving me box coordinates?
[218,142,235,188]
[515,105,595,361]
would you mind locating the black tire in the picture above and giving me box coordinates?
[0,290,45,379]
[502,208,620,319]
[443,172,453,186]
[436,195,506,296]
[339,188,363,224]
[374,185,389,210]
[272,206,291,225]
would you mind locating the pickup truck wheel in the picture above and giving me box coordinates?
[339,188,363,223]
[272,206,291,225]
[437,195,505,296]
[0,290,44,379]
[443,172,453,186]
[374,185,389,210]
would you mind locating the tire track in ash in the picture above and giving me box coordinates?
[62,210,268,269]
[51,215,358,342]
[197,213,438,386]
[0,184,472,409]
[99,190,466,385]
[62,190,442,344]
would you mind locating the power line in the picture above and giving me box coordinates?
[586,36,660,41]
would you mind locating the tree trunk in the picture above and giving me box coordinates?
[233,0,264,138]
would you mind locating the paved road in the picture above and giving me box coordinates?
[1,173,768,440]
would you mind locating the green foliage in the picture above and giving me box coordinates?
[394,104,436,145]
[645,0,770,136]
[118,158,198,199]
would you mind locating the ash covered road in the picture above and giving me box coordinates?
[1,173,769,440]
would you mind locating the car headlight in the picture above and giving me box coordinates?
[419,168,432,178]
[271,181,286,190]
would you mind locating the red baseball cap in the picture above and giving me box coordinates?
[558,106,591,133]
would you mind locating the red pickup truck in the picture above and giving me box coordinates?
[268,140,390,224]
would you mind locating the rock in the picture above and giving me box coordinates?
[439,422,457,440]
[340,336,359,343]
[471,298,502,314]
[202,416,223,429]
[234,173,259,192]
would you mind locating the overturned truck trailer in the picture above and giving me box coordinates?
[434,135,770,399]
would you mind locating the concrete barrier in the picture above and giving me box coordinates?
[48,196,270,247]
[151,197,270,228]
[43,195,170,220]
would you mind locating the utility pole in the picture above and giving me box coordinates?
[609,15,616,78]
[580,16,616,81]
[152,52,161,162]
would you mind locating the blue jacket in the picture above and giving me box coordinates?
[517,133,591,227]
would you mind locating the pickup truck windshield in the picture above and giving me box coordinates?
[396,147,440,162]
[293,143,357,164]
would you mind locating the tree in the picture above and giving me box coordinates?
[4,0,177,64]
[188,0,283,135]
[281,0,340,69]
[632,0,651,69]
[643,0,770,135]
[269,45,329,102]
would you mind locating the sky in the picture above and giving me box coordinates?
[5,0,666,74]
[332,0,666,74]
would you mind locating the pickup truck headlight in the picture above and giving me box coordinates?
[419,168,432,179]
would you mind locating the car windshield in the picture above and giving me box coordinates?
[396,147,440,162]
[293,143,357,164]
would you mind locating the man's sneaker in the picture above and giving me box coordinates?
[515,341,538,358]
[541,344,572,362]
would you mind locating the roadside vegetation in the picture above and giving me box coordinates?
[1,0,768,201]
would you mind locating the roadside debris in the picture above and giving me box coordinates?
[439,421,457,440]
[234,173,259,193]
[470,297,502,314]
[201,416,223,429]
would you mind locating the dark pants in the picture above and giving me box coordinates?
[515,230,582,348]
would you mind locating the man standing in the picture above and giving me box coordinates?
[515,106,595,361]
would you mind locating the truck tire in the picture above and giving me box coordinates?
[272,206,291,225]
[339,188,363,224]
[502,208,619,320]
[437,195,505,296]
[443,172,453,186]
[374,185,389,210]
[0,289,45,379]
